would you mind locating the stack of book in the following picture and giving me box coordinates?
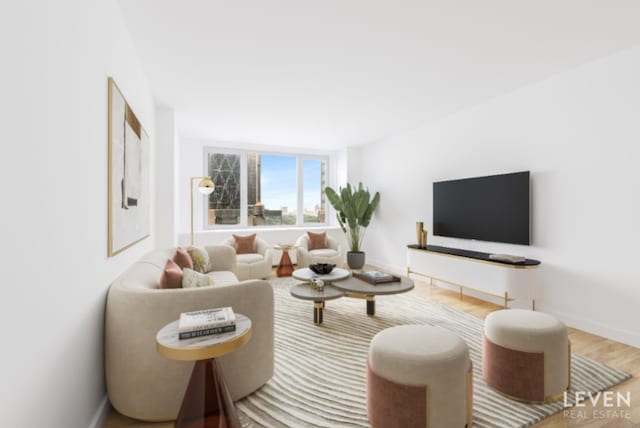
[353,270,399,284]
[178,306,236,340]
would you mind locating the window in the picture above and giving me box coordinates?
[204,148,328,228]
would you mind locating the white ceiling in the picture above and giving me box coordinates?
[118,0,640,149]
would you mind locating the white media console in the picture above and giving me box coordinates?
[406,245,540,309]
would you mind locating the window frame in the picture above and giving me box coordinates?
[202,147,330,229]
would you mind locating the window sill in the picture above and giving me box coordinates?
[179,225,343,246]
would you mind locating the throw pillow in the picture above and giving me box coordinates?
[159,259,183,289]
[187,246,210,273]
[233,233,257,254]
[307,231,328,250]
[182,268,215,288]
[174,247,194,270]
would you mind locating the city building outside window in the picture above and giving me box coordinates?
[204,148,328,228]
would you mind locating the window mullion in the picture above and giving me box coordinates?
[297,156,303,226]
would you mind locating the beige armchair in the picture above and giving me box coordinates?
[295,233,344,268]
[105,246,274,422]
[223,236,273,280]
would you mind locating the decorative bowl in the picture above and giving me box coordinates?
[309,263,335,275]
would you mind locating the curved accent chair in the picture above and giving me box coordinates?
[295,232,343,268]
[105,246,274,422]
[223,235,273,281]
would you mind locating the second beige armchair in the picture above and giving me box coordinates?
[224,234,273,280]
[295,231,344,268]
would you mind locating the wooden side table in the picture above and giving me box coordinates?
[274,244,295,277]
[156,314,252,428]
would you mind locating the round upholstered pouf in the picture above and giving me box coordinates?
[367,325,472,428]
[483,309,570,403]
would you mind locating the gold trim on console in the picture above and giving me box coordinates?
[408,268,518,308]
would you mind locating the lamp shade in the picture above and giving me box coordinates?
[198,177,214,195]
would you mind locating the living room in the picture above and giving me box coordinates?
[3,1,639,427]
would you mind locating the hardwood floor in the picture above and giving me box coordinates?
[104,274,639,428]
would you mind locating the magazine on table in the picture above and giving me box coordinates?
[178,306,236,334]
[354,270,399,284]
[178,324,236,340]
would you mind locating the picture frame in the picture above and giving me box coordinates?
[108,77,150,256]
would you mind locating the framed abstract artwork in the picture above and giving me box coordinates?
[108,77,150,256]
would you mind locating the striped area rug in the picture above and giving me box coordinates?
[236,277,631,427]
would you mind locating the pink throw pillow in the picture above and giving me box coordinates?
[233,234,257,254]
[174,247,194,270]
[160,259,183,289]
[307,231,328,250]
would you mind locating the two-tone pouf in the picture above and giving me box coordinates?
[367,325,472,428]
[483,309,570,403]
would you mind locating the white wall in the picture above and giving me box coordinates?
[0,1,155,427]
[336,146,364,186]
[155,107,179,248]
[359,46,640,347]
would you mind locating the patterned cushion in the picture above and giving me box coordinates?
[182,268,215,288]
[159,259,183,289]
[307,231,328,250]
[173,247,194,270]
[233,233,257,254]
[187,246,209,273]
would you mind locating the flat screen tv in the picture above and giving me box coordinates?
[433,171,530,245]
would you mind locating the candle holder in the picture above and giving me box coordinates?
[416,222,428,248]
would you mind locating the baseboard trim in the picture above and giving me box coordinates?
[366,258,405,276]
[542,307,640,349]
[88,395,110,428]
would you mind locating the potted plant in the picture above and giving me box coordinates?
[325,182,380,269]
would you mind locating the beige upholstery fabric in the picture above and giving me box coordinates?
[207,270,241,287]
[484,309,569,399]
[105,246,275,422]
[295,233,343,268]
[368,325,471,427]
[223,237,273,280]
[237,253,264,264]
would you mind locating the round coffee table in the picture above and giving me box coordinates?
[290,283,345,324]
[332,275,414,315]
[156,314,252,428]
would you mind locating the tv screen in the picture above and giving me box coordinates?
[433,171,530,245]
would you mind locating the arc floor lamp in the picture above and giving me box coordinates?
[190,176,214,245]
